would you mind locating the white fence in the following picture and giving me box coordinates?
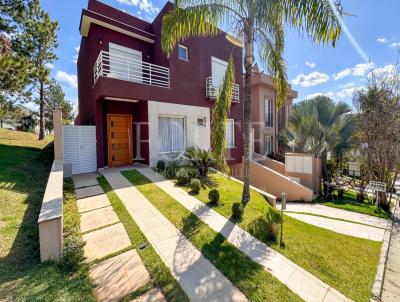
[63,126,97,175]
[206,77,240,102]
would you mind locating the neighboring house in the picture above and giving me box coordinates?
[251,71,297,156]
[76,0,244,168]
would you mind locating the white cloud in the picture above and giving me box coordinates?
[390,42,400,48]
[305,61,316,68]
[117,0,159,15]
[339,82,355,89]
[377,38,388,44]
[45,63,54,69]
[369,64,397,78]
[291,71,329,87]
[72,46,80,64]
[56,71,77,88]
[333,62,375,80]
[305,91,335,99]
[336,86,364,99]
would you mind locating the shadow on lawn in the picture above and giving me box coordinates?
[0,142,93,301]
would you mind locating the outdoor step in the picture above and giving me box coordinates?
[129,288,167,302]
[90,249,151,302]
[75,185,104,199]
[73,178,99,189]
[77,194,111,213]
[80,206,119,233]
[72,172,100,181]
[82,223,131,263]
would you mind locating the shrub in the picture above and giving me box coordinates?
[184,146,215,179]
[164,160,180,178]
[62,235,85,271]
[266,220,278,242]
[190,178,201,194]
[156,160,166,172]
[208,189,220,205]
[176,167,198,185]
[232,202,243,219]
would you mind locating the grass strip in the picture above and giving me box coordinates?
[97,176,189,302]
[123,170,302,302]
[178,173,381,302]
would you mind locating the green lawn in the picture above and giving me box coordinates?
[178,172,381,302]
[315,189,391,219]
[0,129,93,301]
[123,170,302,302]
[97,176,190,302]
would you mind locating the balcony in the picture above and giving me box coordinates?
[93,50,170,88]
[206,77,240,102]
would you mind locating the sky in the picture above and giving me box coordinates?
[40,0,400,113]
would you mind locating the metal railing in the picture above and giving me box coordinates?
[206,77,240,102]
[93,50,170,88]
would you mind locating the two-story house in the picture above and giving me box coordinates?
[251,70,298,157]
[76,0,244,169]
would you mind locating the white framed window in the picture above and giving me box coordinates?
[264,97,273,128]
[265,135,273,155]
[158,116,186,153]
[109,43,142,83]
[178,44,188,61]
[211,56,228,85]
[226,119,235,148]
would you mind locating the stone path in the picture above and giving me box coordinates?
[382,201,400,301]
[101,168,248,302]
[276,202,389,229]
[131,288,167,302]
[72,173,161,302]
[284,212,385,241]
[136,166,353,302]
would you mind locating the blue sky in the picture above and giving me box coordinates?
[41,0,400,112]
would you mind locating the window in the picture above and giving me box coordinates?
[178,44,188,60]
[109,43,142,82]
[264,97,273,128]
[211,56,228,85]
[265,135,273,155]
[226,119,235,148]
[158,116,186,153]
[197,117,206,127]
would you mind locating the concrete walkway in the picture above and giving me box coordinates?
[101,168,248,302]
[382,202,400,301]
[136,167,352,302]
[73,173,155,302]
[276,202,389,229]
[284,212,385,241]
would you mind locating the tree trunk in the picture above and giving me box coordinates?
[38,80,45,140]
[241,23,254,204]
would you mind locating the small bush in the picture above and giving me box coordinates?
[190,178,201,194]
[164,160,180,178]
[232,202,243,219]
[62,235,85,271]
[208,189,220,205]
[156,160,166,172]
[266,220,278,242]
[176,167,198,185]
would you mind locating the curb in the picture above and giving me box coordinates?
[370,199,398,302]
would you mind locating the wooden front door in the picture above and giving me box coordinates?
[107,114,133,167]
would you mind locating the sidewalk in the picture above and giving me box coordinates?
[382,201,400,301]
[137,166,353,302]
[101,168,248,302]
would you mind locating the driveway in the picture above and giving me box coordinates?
[276,203,390,241]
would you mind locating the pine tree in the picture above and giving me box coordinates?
[22,0,58,139]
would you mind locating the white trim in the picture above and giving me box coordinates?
[211,56,229,66]
[109,42,142,57]
[178,44,189,61]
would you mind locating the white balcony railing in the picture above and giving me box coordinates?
[93,50,170,88]
[206,77,240,102]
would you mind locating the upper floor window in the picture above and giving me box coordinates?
[178,44,188,61]
[226,119,235,148]
[264,97,273,128]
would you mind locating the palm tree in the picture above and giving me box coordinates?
[279,96,355,191]
[161,0,342,203]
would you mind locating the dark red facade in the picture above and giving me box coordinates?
[77,0,244,168]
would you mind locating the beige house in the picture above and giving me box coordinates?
[251,71,298,156]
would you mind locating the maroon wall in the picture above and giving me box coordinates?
[77,0,244,167]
